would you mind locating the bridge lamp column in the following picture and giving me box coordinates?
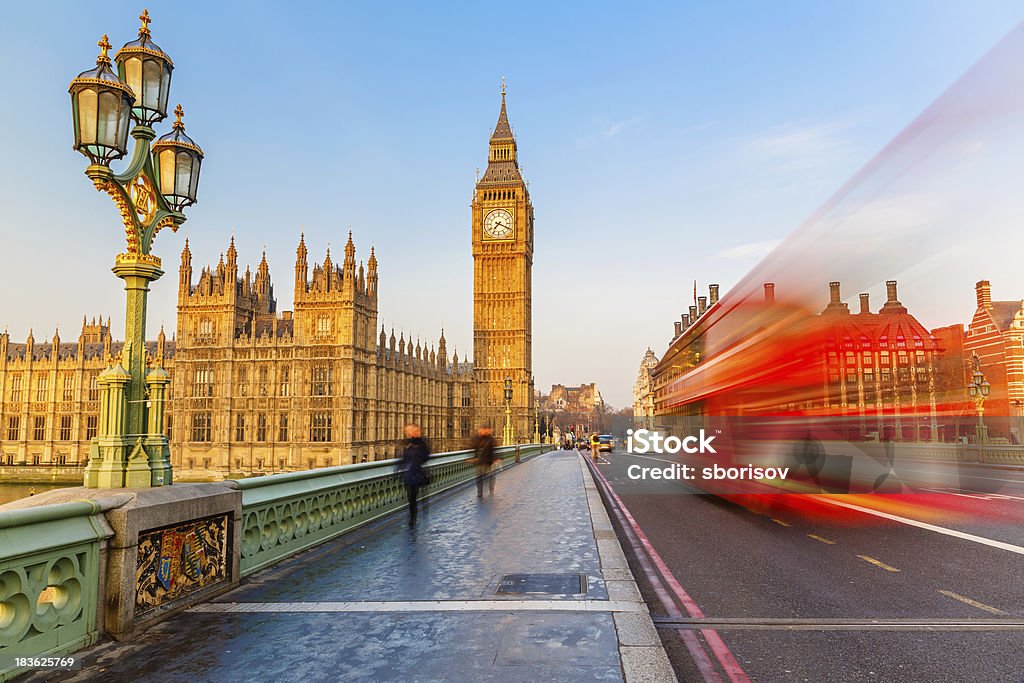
[70,11,203,489]
[967,353,990,446]
[503,376,514,445]
[1013,399,1024,445]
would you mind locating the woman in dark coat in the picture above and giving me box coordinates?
[397,423,430,526]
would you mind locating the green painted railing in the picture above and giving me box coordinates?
[231,444,549,577]
[0,497,125,682]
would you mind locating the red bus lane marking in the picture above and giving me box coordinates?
[586,456,751,683]
[589,460,724,683]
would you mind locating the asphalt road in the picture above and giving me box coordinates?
[586,447,1024,682]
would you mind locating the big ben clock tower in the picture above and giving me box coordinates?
[473,83,535,443]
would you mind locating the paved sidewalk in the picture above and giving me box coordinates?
[40,451,673,683]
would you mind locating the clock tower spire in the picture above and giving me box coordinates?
[472,82,535,444]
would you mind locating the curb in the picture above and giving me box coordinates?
[578,454,678,683]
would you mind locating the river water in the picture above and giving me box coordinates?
[0,483,68,505]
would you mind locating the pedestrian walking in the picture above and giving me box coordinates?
[397,423,430,526]
[470,425,497,498]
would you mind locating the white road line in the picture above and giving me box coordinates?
[190,599,647,614]
[897,466,1024,485]
[813,496,1024,555]
[988,493,1024,502]
[921,488,995,500]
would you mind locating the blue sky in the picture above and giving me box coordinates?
[1,1,1023,407]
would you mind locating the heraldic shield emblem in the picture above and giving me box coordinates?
[136,514,229,616]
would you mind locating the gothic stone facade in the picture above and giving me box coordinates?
[169,232,476,475]
[0,319,147,469]
[633,348,659,428]
[0,233,476,477]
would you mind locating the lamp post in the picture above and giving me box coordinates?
[503,376,514,445]
[1013,399,1024,445]
[70,11,203,488]
[967,353,991,445]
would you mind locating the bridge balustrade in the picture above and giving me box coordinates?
[231,445,547,576]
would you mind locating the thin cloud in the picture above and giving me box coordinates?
[603,114,646,137]
[715,239,782,260]
[741,117,862,172]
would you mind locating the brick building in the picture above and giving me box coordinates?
[962,280,1024,441]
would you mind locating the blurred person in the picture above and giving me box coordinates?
[397,423,430,527]
[874,427,900,493]
[470,425,497,498]
[789,432,824,490]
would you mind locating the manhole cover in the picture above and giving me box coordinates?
[496,573,588,595]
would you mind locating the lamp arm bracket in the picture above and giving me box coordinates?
[97,125,186,257]
[113,126,157,184]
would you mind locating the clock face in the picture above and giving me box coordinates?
[483,208,514,239]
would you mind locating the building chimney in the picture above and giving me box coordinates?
[881,279,908,314]
[709,284,720,306]
[829,281,841,304]
[859,293,870,315]
[976,280,992,310]
[763,282,775,304]
[682,313,690,327]
[674,321,682,337]
[689,305,698,321]
[885,280,899,304]
[824,281,850,314]
[698,296,708,315]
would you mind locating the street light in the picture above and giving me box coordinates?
[503,376,514,445]
[69,35,134,164]
[70,11,202,489]
[153,105,204,211]
[967,353,991,445]
[1014,399,1024,445]
[115,9,173,126]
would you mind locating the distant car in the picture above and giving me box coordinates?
[579,441,590,450]
[598,435,614,452]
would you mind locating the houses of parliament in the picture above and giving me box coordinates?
[0,89,536,478]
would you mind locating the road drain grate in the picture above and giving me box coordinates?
[496,573,588,595]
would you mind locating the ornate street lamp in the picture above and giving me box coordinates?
[69,11,202,489]
[115,9,173,126]
[967,353,991,446]
[153,105,204,210]
[69,35,135,164]
[503,376,514,445]
[1014,399,1024,445]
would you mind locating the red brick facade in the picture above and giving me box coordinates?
[962,280,1024,440]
